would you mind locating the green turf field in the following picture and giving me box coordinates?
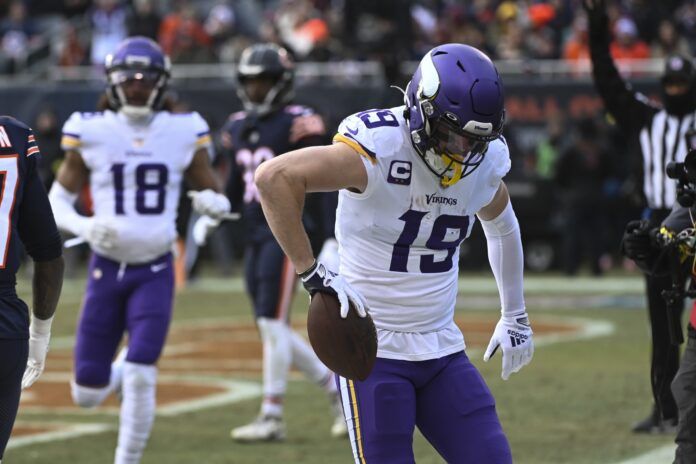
[6,273,681,464]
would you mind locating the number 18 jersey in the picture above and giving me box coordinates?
[333,106,511,361]
[61,110,211,263]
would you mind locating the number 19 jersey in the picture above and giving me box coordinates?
[333,107,511,361]
[61,110,211,263]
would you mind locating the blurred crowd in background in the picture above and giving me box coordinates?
[0,0,694,75]
[1,0,694,278]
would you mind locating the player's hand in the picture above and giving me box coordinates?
[483,313,534,380]
[301,261,368,319]
[317,238,340,271]
[187,190,231,219]
[621,220,655,261]
[192,215,220,246]
[82,217,118,250]
[22,316,53,389]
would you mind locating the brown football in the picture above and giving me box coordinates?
[307,292,377,381]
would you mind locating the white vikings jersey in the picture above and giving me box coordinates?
[61,110,212,263]
[334,106,510,361]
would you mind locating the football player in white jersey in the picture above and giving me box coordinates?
[255,43,534,463]
[48,37,230,464]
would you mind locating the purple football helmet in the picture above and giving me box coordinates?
[104,36,171,119]
[404,44,505,186]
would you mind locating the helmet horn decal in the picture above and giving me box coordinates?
[403,44,506,187]
[419,52,440,100]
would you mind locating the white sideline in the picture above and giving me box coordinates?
[10,315,613,452]
[611,444,676,464]
[7,423,114,450]
[8,378,261,449]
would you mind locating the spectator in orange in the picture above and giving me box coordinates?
[563,16,590,61]
[158,0,212,63]
[610,17,650,60]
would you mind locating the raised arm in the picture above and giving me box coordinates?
[584,0,657,134]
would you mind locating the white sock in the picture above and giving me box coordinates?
[288,330,336,394]
[114,362,157,464]
[257,318,292,418]
[71,381,112,408]
[71,348,129,408]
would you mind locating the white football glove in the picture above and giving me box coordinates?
[79,216,118,250]
[483,313,534,380]
[188,190,231,219]
[22,315,54,389]
[300,261,368,318]
[317,238,340,271]
[192,215,221,246]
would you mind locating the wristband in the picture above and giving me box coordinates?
[30,315,54,336]
[298,260,318,279]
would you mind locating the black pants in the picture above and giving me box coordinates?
[672,329,696,463]
[0,338,28,459]
[646,208,683,420]
[244,239,296,321]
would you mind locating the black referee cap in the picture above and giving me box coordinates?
[662,55,695,85]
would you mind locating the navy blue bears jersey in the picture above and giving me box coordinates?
[0,116,62,338]
[221,105,335,245]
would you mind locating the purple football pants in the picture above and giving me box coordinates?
[74,253,174,386]
[337,351,512,464]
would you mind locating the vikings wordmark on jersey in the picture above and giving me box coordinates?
[61,110,211,263]
[334,107,510,361]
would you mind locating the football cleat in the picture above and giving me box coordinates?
[632,410,678,434]
[230,415,286,442]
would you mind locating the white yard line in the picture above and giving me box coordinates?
[13,313,614,451]
[156,377,261,417]
[7,422,114,449]
[9,377,261,450]
[610,444,676,464]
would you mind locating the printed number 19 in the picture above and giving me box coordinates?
[389,210,469,273]
[358,109,399,129]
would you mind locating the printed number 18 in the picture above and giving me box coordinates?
[111,163,168,215]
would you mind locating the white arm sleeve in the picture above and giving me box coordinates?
[48,182,90,237]
[479,201,526,317]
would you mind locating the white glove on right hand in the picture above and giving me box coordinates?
[188,190,231,219]
[300,261,368,318]
[192,215,221,246]
[80,217,118,250]
[483,313,534,380]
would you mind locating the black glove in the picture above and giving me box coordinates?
[582,0,609,41]
[299,260,367,318]
[621,219,656,261]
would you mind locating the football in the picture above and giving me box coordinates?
[307,292,377,381]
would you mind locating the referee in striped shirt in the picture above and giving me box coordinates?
[585,0,696,433]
